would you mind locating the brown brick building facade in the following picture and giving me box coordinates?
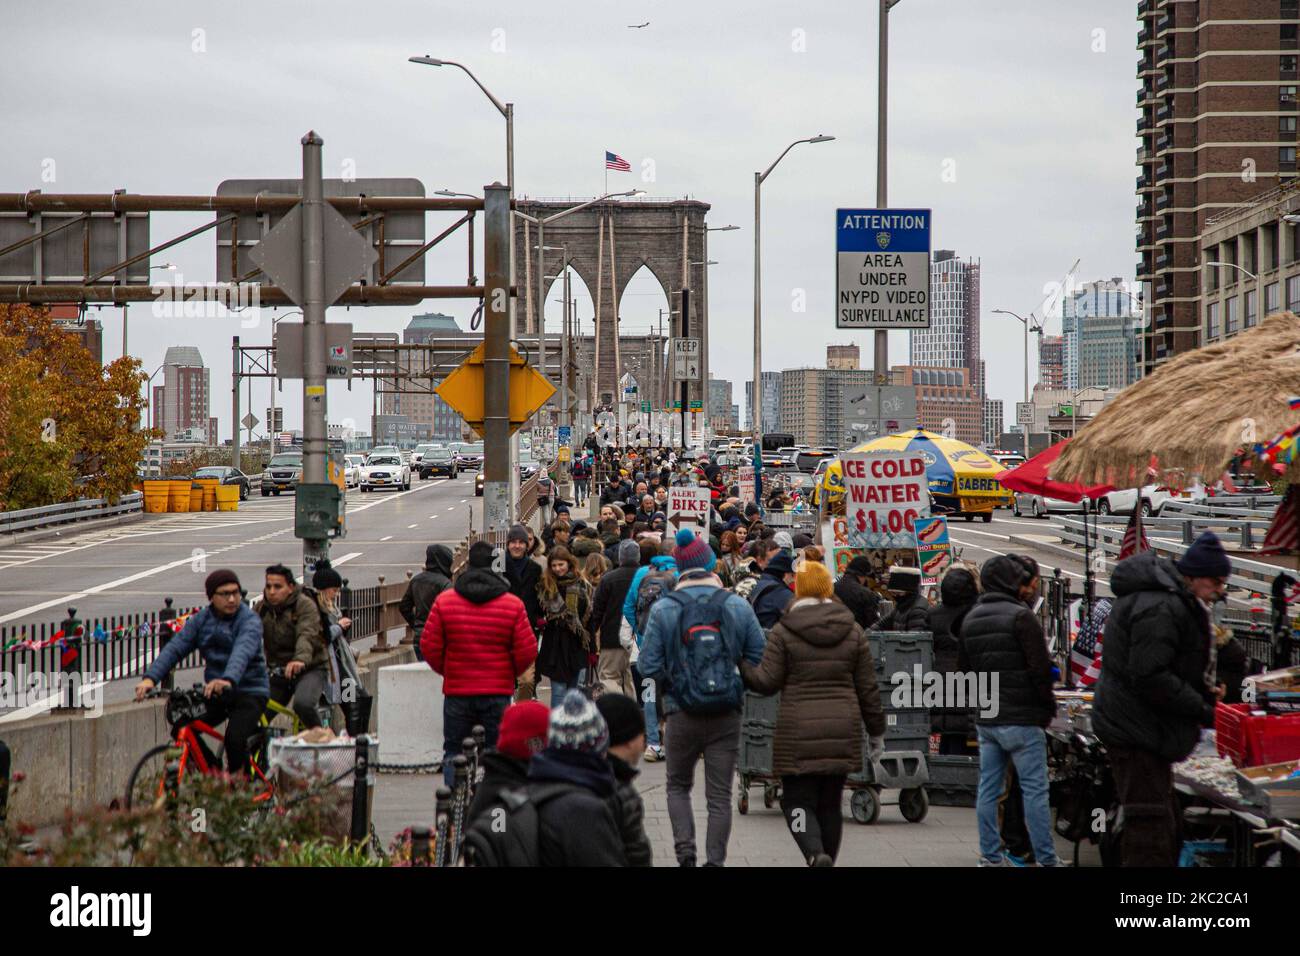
[1137,0,1299,374]
[896,365,983,446]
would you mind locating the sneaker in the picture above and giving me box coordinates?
[679,855,696,867]
[1005,852,1035,867]
[809,853,834,867]
[977,856,1006,867]
[644,745,665,762]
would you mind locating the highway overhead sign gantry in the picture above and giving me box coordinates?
[835,208,931,329]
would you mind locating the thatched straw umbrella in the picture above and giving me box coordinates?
[1052,311,1300,486]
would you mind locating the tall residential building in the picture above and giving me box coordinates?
[154,346,211,442]
[826,344,861,370]
[1062,277,1142,391]
[707,377,738,432]
[909,250,982,396]
[983,398,1005,446]
[780,367,874,448]
[896,365,983,446]
[383,312,475,441]
[744,371,781,433]
[1038,335,1065,389]
[1137,0,1299,375]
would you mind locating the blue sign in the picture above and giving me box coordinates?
[835,208,931,330]
[557,425,571,445]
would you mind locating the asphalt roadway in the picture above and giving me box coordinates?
[0,473,482,629]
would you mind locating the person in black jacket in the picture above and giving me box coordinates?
[399,544,453,657]
[958,554,1060,867]
[466,700,551,827]
[834,555,881,630]
[596,692,653,867]
[749,552,796,629]
[527,690,627,866]
[504,525,543,702]
[590,539,641,696]
[930,565,980,755]
[875,566,930,632]
[1092,534,1228,867]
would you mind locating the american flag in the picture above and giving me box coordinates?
[1117,505,1150,560]
[605,150,631,171]
[1070,598,1113,686]
[1261,484,1300,554]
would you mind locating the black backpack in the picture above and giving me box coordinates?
[461,782,573,867]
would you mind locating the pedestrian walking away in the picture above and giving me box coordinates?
[958,554,1060,867]
[399,544,454,659]
[421,540,538,786]
[638,528,765,867]
[742,562,885,866]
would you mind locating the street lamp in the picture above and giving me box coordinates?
[268,309,302,450]
[435,189,478,199]
[515,189,644,398]
[754,135,834,486]
[993,308,1042,460]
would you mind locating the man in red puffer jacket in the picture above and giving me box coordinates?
[422,540,538,786]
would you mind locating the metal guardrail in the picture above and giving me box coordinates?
[0,492,143,536]
[1056,517,1285,593]
[1081,513,1273,549]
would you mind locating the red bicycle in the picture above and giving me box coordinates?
[123,684,281,809]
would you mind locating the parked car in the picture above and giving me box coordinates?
[360,453,410,492]
[194,466,251,501]
[1012,492,1086,518]
[420,446,459,480]
[343,455,365,488]
[260,453,303,496]
[454,442,485,475]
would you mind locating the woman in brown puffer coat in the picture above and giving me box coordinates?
[742,562,886,866]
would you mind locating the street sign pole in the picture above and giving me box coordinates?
[483,182,512,532]
[679,288,690,450]
[301,131,330,576]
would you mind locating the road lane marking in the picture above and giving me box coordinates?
[446,507,455,511]
[408,524,419,529]
[331,552,362,567]
[380,535,393,542]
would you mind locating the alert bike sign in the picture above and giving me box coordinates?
[840,450,931,549]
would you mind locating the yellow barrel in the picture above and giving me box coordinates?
[215,484,239,512]
[142,479,170,514]
[188,482,204,511]
[196,478,219,511]
[168,479,191,513]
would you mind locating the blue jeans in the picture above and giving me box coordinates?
[547,671,586,709]
[976,725,1059,866]
[631,663,660,747]
[443,694,510,788]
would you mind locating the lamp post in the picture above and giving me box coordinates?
[754,134,834,495]
[875,0,905,384]
[410,56,517,526]
[701,225,738,430]
[268,309,301,451]
[993,308,1042,459]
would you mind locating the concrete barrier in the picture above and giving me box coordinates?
[2,644,415,827]
[377,663,443,771]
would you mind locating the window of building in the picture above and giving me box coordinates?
[1207,301,1220,338]
[1284,55,1299,79]
[1283,117,1299,135]
[1283,86,1299,105]
[1226,296,1240,333]
[1283,147,1299,172]
[1289,275,1300,311]
[1245,289,1258,328]
[1267,281,1280,314]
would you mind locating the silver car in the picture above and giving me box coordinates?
[1012,492,1086,518]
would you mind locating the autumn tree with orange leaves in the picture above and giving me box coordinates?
[0,304,156,510]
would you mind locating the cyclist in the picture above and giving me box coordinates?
[133,569,269,774]
[258,564,328,729]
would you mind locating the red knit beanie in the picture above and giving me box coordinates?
[495,701,551,760]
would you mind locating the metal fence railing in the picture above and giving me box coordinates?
[0,492,143,536]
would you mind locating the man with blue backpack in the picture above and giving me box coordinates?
[639,526,766,867]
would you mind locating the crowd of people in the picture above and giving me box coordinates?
[136,438,1247,870]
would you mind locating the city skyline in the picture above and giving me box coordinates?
[0,0,1144,443]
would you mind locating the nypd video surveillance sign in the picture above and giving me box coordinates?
[836,208,931,329]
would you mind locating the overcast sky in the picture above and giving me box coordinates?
[1,0,1140,441]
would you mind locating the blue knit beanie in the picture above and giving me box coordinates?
[672,526,716,573]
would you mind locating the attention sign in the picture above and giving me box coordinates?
[835,208,931,330]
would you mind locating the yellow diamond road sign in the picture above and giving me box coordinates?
[436,344,555,438]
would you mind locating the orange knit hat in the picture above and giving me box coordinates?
[795,561,834,600]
